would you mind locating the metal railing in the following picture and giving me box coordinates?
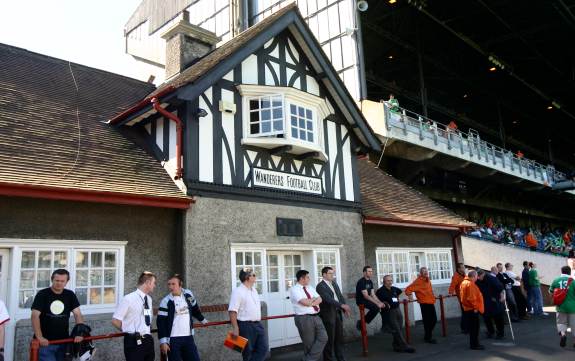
[357,293,457,356]
[382,103,566,185]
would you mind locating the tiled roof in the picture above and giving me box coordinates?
[150,3,297,97]
[0,43,189,202]
[359,157,474,228]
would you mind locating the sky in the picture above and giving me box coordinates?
[0,0,145,80]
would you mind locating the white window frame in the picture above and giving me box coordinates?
[0,239,126,318]
[247,94,286,137]
[237,85,333,161]
[230,244,343,297]
[375,247,453,288]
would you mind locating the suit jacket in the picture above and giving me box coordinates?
[317,279,346,321]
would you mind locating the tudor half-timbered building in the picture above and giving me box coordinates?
[111,4,380,357]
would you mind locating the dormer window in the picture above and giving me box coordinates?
[238,85,332,161]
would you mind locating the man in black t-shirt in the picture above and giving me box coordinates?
[31,269,85,361]
[355,266,386,331]
[376,275,415,353]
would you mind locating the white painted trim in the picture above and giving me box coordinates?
[230,243,343,250]
[0,239,127,247]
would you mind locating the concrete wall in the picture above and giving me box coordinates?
[462,236,568,286]
[363,225,461,326]
[0,196,180,361]
[182,196,366,361]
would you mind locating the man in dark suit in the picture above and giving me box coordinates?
[316,267,351,361]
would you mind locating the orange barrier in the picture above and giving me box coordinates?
[29,314,297,361]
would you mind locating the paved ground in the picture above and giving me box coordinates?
[270,307,574,361]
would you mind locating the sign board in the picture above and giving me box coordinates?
[252,167,322,195]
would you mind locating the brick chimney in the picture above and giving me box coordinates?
[161,11,220,80]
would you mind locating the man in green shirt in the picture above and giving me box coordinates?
[387,94,400,114]
[549,266,575,347]
[528,262,547,316]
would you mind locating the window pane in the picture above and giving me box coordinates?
[273,120,283,132]
[21,251,35,269]
[90,270,103,286]
[291,128,298,137]
[90,288,102,304]
[285,255,293,266]
[306,109,312,119]
[269,281,279,292]
[273,108,282,119]
[307,121,313,131]
[236,252,243,265]
[20,270,34,289]
[298,107,305,117]
[246,252,252,265]
[103,288,116,304]
[250,111,259,123]
[76,251,88,268]
[250,100,259,110]
[308,132,314,142]
[38,251,51,268]
[37,270,51,288]
[19,290,35,308]
[261,98,270,108]
[261,121,271,133]
[290,104,297,114]
[268,255,278,266]
[76,270,88,287]
[299,130,306,139]
[261,109,271,121]
[299,119,305,128]
[250,123,260,134]
[269,267,278,279]
[54,251,67,268]
[105,252,116,267]
[272,96,282,107]
[293,255,301,265]
[104,270,116,286]
[76,289,88,305]
[254,252,261,265]
[91,252,102,268]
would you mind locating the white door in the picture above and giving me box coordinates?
[265,252,304,348]
[409,253,423,321]
[0,249,13,361]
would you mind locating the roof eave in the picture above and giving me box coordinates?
[363,215,468,231]
[0,182,192,209]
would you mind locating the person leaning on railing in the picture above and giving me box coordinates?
[31,269,85,361]
[405,267,437,344]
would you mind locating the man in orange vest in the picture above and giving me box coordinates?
[459,270,485,350]
[405,267,437,343]
[449,263,468,333]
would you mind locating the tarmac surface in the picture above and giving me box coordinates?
[270,307,573,361]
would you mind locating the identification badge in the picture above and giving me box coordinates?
[143,309,152,316]
[136,339,142,346]
[392,297,398,302]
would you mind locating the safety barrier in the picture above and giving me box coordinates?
[28,314,297,361]
[358,293,457,356]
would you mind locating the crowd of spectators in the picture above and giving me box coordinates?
[466,217,574,257]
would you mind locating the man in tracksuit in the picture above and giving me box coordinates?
[158,274,208,361]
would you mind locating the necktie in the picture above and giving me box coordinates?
[303,286,319,312]
[143,296,151,326]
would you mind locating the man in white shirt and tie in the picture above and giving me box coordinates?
[112,271,156,361]
[228,268,268,361]
[290,270,328,361]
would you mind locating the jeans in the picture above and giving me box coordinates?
[39,344,66,361]
[238,321,268,361]
[529,287,544,315]
[169,335,201,361]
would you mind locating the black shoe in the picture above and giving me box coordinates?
[424,339,437,344]
[560,335,567,347]
[470,345,485,350]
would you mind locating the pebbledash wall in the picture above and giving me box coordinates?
[0,196,180,361]
[183,197,366,360]
[363,225,461,328]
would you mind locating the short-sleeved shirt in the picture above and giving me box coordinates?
[290,283,320,315]
[31,288,80,340]
[112,289,153,335]
[0,300,9,326]
[529,269,541,287]
[228,284,261,321]
[355,278,374,305]
[376,286,402,310]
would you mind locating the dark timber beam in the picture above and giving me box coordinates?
[296,152,319,160]
[269,145,293,155]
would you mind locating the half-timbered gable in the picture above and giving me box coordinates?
[111,4,380,209]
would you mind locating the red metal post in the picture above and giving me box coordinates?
[359,304,368,357]
[439,295,447,337]
[29,339,40,361]
[403,299,410,344]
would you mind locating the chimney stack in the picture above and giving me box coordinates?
[161,10,220,80]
